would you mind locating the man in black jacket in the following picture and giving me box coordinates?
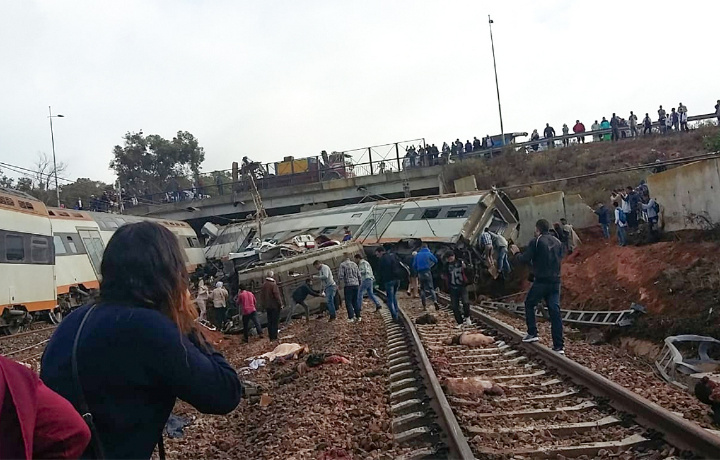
[288,279,322,323]
[511,219,565,354]
[375,245,404,321]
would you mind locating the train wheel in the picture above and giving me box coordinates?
[3,324,20,335]
[48,306,64,325]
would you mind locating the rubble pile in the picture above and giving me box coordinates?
[163,307,408,459]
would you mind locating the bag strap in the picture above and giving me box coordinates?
[72,304,106,459]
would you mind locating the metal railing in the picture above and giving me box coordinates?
[124,112,718,210]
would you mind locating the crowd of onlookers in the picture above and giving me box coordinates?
[593,181,660,247]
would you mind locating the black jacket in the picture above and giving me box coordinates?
[292,283,321,303]
[515,232,563,283]
[377,252,404,285]
[41,304,241,459]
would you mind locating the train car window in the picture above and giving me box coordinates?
[446,208,467,218]
[351,213,362,218]
[0,196,14,206]
[31,237,50,263]
[6,235,25,261]
[66,236,78,254]
[421,209,440,219]
[403,213,415,221]
[320,226,337,235]
[53,236,67,255]
[186,237,196,248]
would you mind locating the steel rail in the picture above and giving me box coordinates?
[396,305,475,460]
[0,326,56,342]
[3,339,50,357]
[469,305,720,458]
[376,290,474,460]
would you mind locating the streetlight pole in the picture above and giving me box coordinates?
[48,106,65,207]
[488,15,505,146]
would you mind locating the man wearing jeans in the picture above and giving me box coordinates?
[511,219,565,354]
[412,244,439,310]
[313,260,337,321]
[614,202,628,246]
[355,253,381,311]
[338,253,362,323]
[376,246,402,321]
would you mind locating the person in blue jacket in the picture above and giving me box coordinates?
[41,222,241,459]
[412,244,439,310]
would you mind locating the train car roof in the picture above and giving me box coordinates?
[0,188,49,217]
[47,208,94,221]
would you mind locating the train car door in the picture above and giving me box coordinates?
[356,206,402,245]
[77,228,105,276]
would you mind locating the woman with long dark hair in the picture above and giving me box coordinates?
[41,222,241,459]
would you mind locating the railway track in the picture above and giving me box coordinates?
[384,293,720,459]
[0,325,55,367]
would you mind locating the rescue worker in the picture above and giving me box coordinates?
[511,219,565,354]
[41,221,241,459]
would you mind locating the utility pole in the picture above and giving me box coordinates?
[488,15,505,146]
[48,106,65,207]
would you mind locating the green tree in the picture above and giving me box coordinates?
[60,178,109,209]
[109,130,206,196]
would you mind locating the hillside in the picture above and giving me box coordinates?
[441,126,718,207]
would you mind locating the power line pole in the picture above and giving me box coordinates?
[488,15,505,146]
[48,106,64,207]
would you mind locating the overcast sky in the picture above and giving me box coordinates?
[1,0,718,184]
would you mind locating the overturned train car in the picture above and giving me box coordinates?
[203,189,519,293]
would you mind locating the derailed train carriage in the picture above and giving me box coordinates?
[204,189,519,301]
[0,187,206,333]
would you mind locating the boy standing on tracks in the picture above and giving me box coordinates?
[510,219,565,354]
[443,252,472,328]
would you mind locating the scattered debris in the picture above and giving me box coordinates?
[259,393,272,407]
[259,343,309,362]
[164,413,192,439]
[415,313,438,325]
[249,358,266,370]
[366,348,380,359]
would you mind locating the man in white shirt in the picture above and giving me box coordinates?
[313,260,337,321]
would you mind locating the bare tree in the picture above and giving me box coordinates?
[34,152,67,191]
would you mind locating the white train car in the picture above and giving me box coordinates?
[87,212,205,272]
[0,190,56,333]
[355,190,519,246]
[204,203,376,260]
[46,208,105,321]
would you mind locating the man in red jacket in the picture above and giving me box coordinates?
[572,120,586,144]
[0,356,90,459]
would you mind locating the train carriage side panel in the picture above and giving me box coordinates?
[47,209,103,296]
[0,193,56,319]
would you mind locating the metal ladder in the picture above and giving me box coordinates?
[479,300,645,327]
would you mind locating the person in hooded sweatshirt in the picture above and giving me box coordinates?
[212,281,228,328]
[41,222,241,459]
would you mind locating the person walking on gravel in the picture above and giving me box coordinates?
[236,284,263,342]
[412,243,439,310]
[259,271,283,341]
[313,260,338,321]
[443,252,472,328]
[376,245,403,321]
[510,219,565,354]
[338,252,362,322]
[355,253,382,311]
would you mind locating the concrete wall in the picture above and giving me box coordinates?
[565,194,597,230]
[647,159,720,232]
[514,191,597,244]
[514,192,566,244]
[454,175,478,193]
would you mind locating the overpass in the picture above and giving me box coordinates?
[125,164,445,228]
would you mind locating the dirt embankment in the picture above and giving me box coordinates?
[557,227,720,341]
